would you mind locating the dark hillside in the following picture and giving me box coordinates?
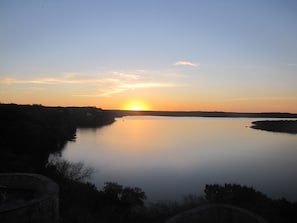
[0,104,115,172]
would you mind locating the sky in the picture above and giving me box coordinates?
[1,0,297,112]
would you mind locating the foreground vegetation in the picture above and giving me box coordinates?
[1,104,297,222]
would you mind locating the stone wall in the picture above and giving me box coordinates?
[0,173,59,223]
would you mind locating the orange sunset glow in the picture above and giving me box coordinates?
[123,101,150,111]
[0,1,296,113]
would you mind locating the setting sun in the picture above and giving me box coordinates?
[123,101,150,111]
[130,105,142,111]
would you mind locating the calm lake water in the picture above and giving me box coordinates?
[62,116,297,202]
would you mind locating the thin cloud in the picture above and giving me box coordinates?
[174,61,200,67]
[1,70,184,97]
[0,77,19,84]
[226,96,296,101]
[112,71,140,80]
[0,72,109,85]
[0,69,185,85]
[122,82,177,89]
[0,76,89,85]
[74,82,181,97]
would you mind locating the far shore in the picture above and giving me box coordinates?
[251,120,297,134]
[107,110,297,118]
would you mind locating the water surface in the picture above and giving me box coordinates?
[62,116,297,202]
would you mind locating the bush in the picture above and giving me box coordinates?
[47,156,94,182]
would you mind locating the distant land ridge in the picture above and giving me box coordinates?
[108,110,297,118]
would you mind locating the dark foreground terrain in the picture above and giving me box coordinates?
[1,104,297,223]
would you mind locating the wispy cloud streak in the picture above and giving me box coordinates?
[227,96,296,101]
[0,76,102,85]
[93,82,179,97]
[0,72,138,85]
[1,70,182,97]
[122,82,176,89]
[174,61,200,67]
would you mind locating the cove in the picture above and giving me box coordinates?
[62,116,297,202]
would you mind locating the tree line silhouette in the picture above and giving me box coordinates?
[0,104,114,172]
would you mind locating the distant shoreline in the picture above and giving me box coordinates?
[251,120,297,134]
[2,104,297,118]
[108,110,297,134]
[107,110,297,118]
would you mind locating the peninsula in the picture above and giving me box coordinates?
[251,120,297,134]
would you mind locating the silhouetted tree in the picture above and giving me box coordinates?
[204,184,297,223]
[47,156,95,182]
[103,182,146,206]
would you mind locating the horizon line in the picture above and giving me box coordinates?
[1,103,297,115]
